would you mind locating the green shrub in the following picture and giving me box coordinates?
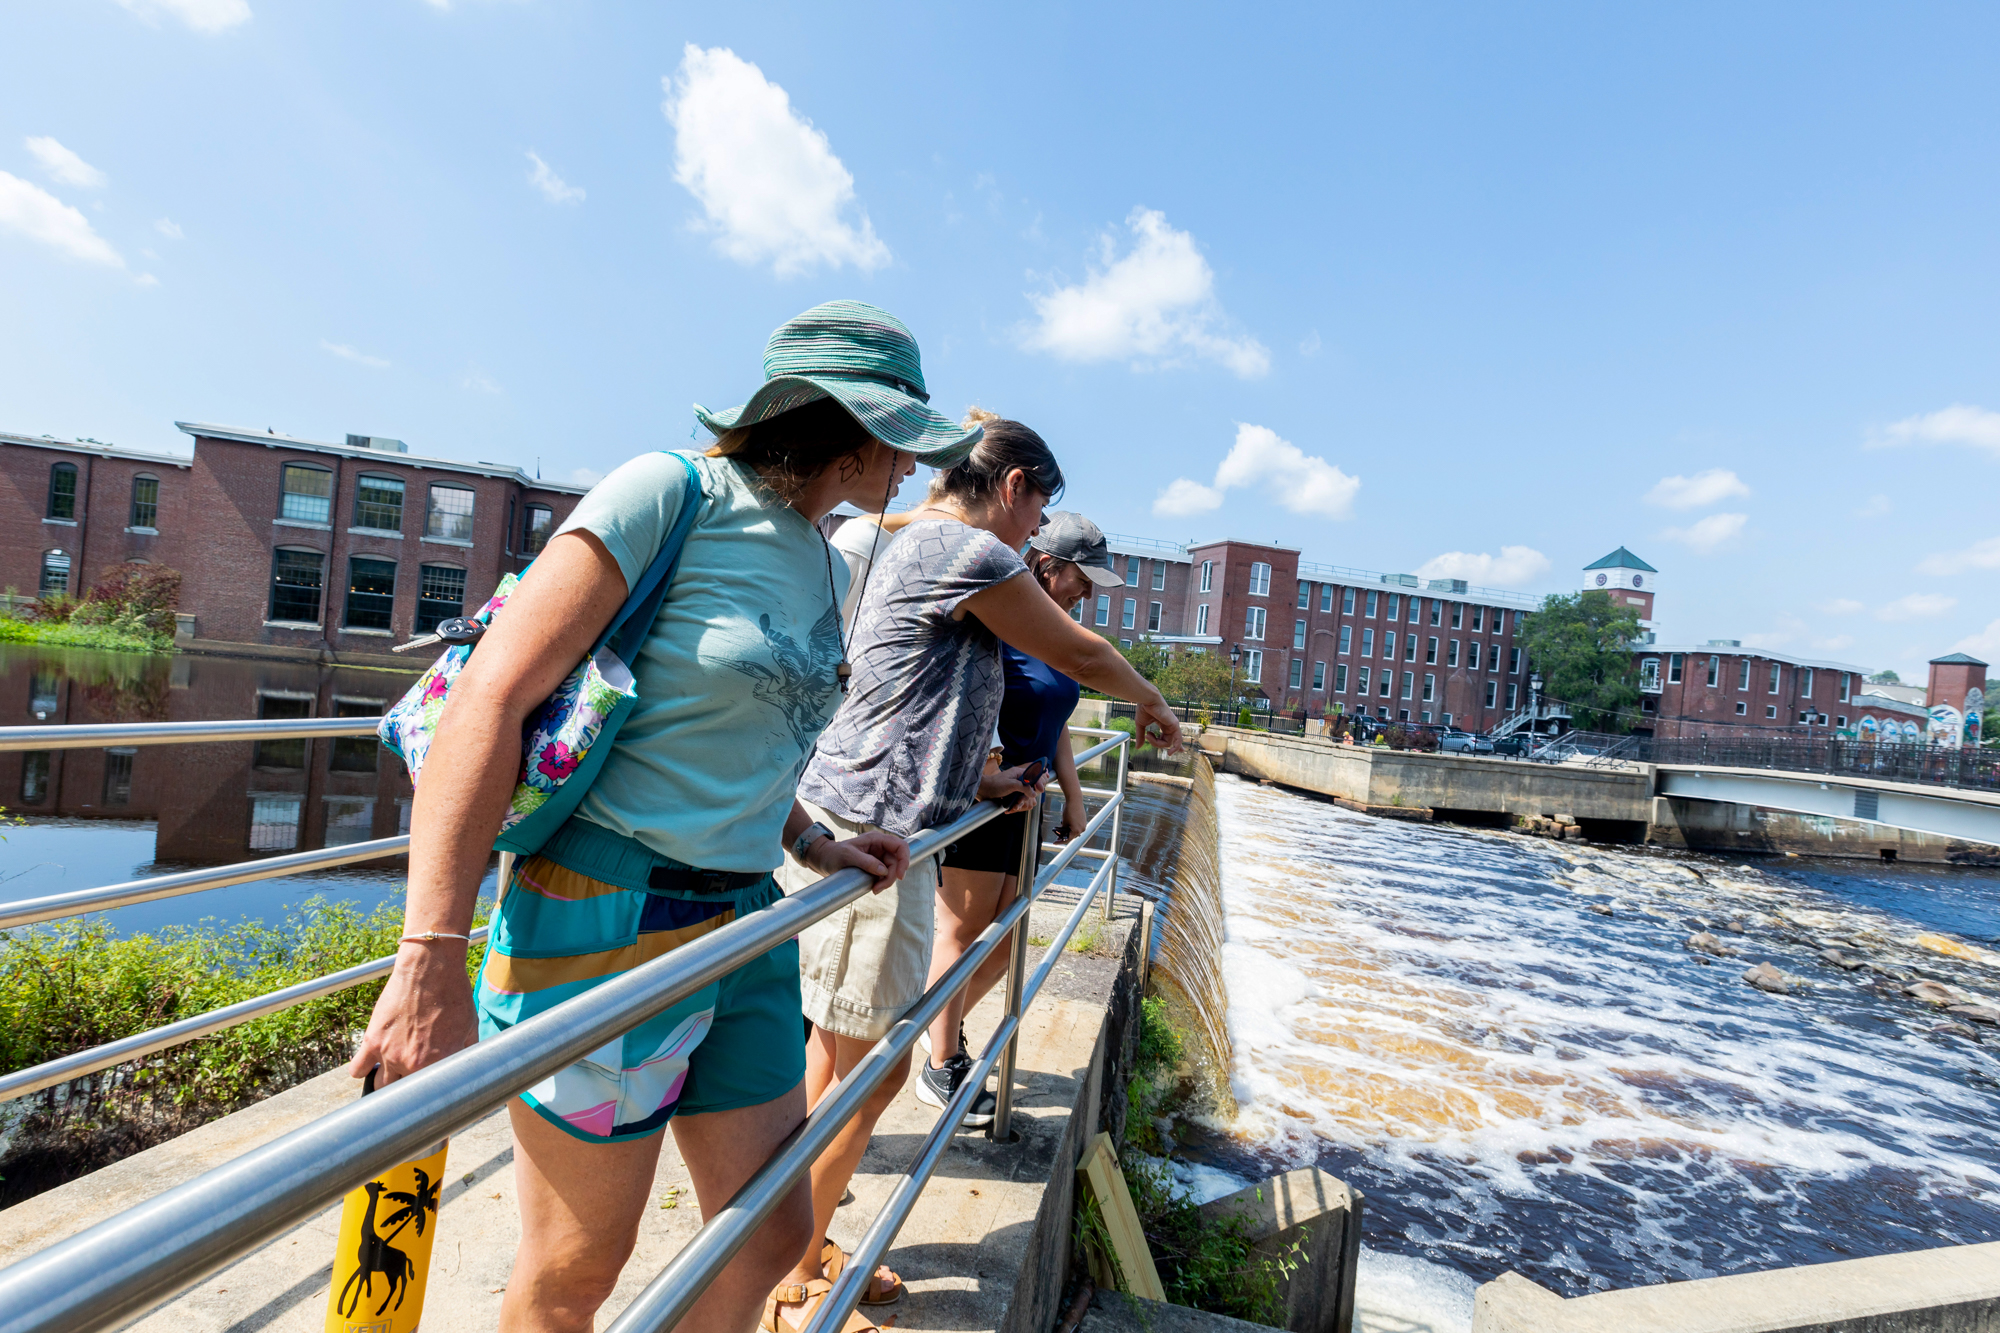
[0,562,182,654]
[0,899,485,1204]
[1114,1000,1300,1324]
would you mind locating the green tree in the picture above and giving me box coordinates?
[1515,591,1643,732]
[1156,649,1235,704]
[1868,669,1901,685]
[1118,637,1171,683]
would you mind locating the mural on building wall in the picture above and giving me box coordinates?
[1927,703,1964,748]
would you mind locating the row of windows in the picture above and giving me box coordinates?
[39,459,557,551]
[1119,555,1168,590]
[1088,596,1165,633]
[1650,655,1853,701]
[269,548,467,632]
[1189,555,1515,629]
[43,463,161,529]
[1226,647,1515,708]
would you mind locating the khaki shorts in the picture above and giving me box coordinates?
[777,797,939,1042]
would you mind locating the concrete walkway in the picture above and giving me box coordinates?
[0,889,1145,1333]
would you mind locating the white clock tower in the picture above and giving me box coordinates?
[1582,547,1657,632]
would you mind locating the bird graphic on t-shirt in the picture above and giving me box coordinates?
[723,607,843,753]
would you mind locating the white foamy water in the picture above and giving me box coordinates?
[1207,773,2000,1297]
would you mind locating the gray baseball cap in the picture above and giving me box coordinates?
[1028,511,1124,588]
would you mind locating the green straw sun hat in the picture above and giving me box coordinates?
[695,300,983,467]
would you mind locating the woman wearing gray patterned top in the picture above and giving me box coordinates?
[770,412,1180,1325]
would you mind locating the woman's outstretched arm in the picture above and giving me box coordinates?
[961,575,1183,752]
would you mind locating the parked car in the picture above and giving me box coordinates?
[1492,734,1538,758]
[1438,730,1495,754]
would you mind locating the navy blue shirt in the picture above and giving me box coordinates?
[997,643,1082,769]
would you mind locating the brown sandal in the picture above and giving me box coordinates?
[822,1240,905,1305]
[763,1278,891,1333]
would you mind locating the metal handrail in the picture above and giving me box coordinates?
[0,926,491,1103]
[604,789,1127,1333]
[0,836,412,931]
[0,717,382,753]
[0,728,1134,1333]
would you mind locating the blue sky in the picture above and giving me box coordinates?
[4,1,1998,680]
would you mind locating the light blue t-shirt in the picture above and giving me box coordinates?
[553,451,848,872]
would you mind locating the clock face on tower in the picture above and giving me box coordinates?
[1595,573,1607,586]
[1632,575,1643,588]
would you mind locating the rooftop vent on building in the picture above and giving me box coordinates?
[347,434,408,453]
[1705,639,1742,648]
[1427,578,1468,593]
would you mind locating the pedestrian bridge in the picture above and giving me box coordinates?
[1654,765,2000,849]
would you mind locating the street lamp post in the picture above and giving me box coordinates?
[1529,670,1545,734]
[1228,643,1242,722]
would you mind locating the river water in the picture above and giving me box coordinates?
[0,645,500,935]
[1195,772,2000,1324]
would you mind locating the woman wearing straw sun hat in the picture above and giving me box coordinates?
[348,300,972,1333]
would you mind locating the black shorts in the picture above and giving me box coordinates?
[942,809,1031,875]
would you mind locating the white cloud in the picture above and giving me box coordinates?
[1152,477,1224,517]
[1024,208,1269,377]
[154,217,184,239]
[135,272,159,287]
[1817,598,1865,615]
[1854,493,1891,517]
[1952,619,2000,663]
[1875,592,1957,622]
[1870,404,2000,457]
[661,45,888,276]
[25,137,106,189]
[1644,468,1750,510]
[115,0,252,32]
[569,466,605,488]
[525,151,583,205]
[0,171,123,266]
[461,367,502,394]
[1298,330,1322,357]
[1915,536,2000,577]
[1152,423,1358,520]
[1660,512,1747,552]
[321,340,389,370]
[1416,546,1551,589]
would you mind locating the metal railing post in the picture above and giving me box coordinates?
[1102,735,1128,924]
[988,798,1042,1141]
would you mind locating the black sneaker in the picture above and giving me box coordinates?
[914,1053,996,1128]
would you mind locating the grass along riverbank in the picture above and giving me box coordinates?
[0,899,485,1207]
[1,563,182,655]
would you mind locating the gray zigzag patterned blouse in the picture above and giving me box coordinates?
[797,519,1027,837]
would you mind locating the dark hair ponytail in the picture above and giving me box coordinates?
[927,407,1065,508]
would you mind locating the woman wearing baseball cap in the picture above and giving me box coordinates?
[920,509,1125,1120]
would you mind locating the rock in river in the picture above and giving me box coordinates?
[1946,1004,2000,1026]
[1742,962,1800,995]
[1905,980,1970,1007]
[1687,932,1739,958]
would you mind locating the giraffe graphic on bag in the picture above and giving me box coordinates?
[336,1181,414,1317]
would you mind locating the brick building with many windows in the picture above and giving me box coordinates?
[3,423,586,664]
[1070,532,1536,728]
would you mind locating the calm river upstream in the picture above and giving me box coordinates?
[1202,772,2000,1326]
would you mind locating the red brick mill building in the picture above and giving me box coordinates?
[2,423,585,665]
[1067,533,1536,730]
